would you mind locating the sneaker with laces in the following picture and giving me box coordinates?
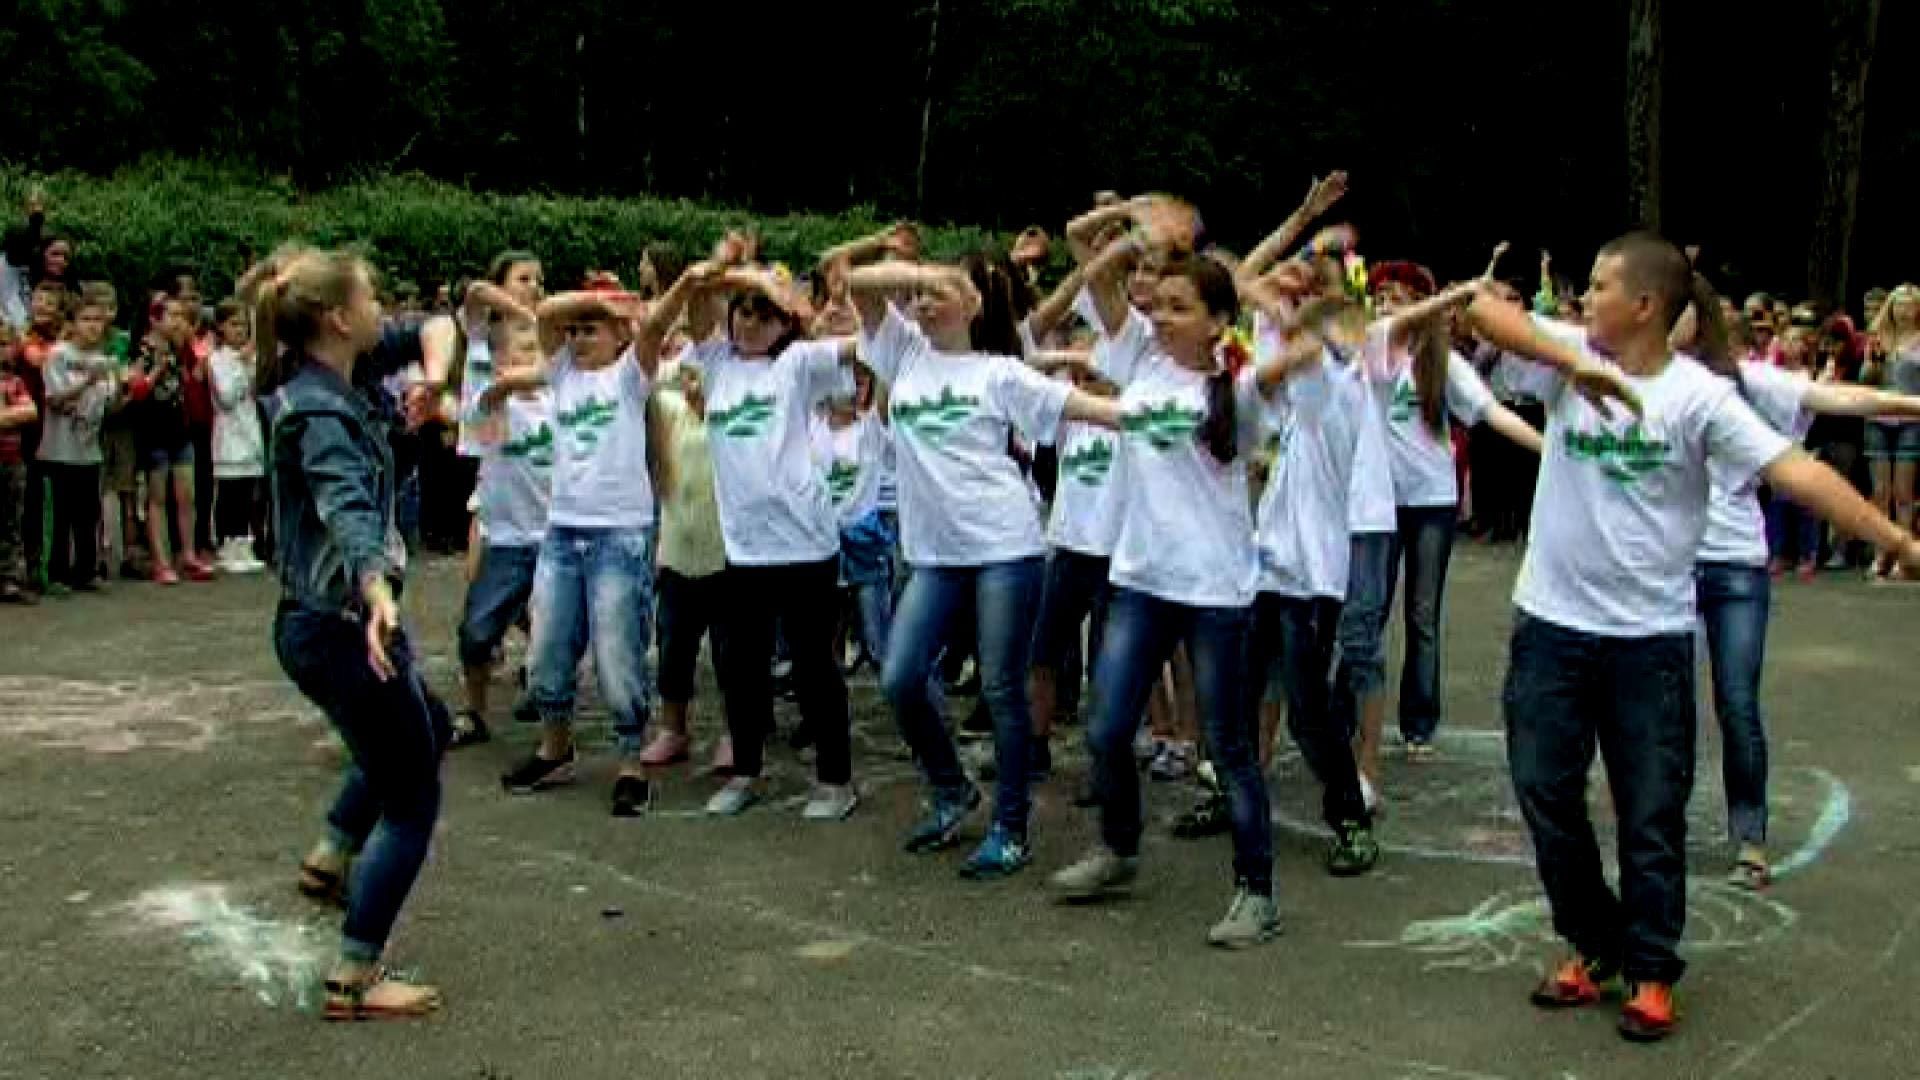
[1325,819,1380,876]
[1049,847,1140,901]
[801,783,859,821]
[500,749,577,793]
[958,824,1031,881]
[610,775,653,818]
[1207,883,1281,948]
[705,776,760,817]
[903,784,982,853]
[1530,953,1620,1009]
[1618,981,1677,1042]
[1148,741,1194,782]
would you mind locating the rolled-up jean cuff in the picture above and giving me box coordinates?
[340,936,383,965]
[323,824,363,858]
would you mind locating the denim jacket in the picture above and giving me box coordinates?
[269,325,422,614]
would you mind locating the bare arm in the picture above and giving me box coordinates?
[1238,171,1348,287]
[1482,241,1511,282]
[1062,389,1125,430]
[1485,401,1544,454]
[463,280,536,325]
[843,263,976,338]
[1064,201,1138,265]
[1024,262,1092,346]
[1081,237,1138,338]
[1802,382,1920,419]
[0,399,36,428]
[1385,282,1476,338]
[1465,287,1642,417]
[1765,449,1920,572]
[1026,349,1097,376]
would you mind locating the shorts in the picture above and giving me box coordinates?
[101,428,139,493]
[1863,421,1920,463]
[140,438,194,472]
[457,544,538,668]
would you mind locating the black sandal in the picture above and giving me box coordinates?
[450,710,491,749]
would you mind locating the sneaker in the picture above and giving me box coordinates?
[1207,883,1281,948]
[449,710,491,749]
[610,775,654,818]
[1728,845,1771,891]
[42,582,70,598]
[500,749,577,793]
[0,582,37,605]
[958,824,1031,881]
[1148,742,1194,782]
[704,776,760,817]
[801,783,860,821]
[637,730,691,767]
[1049,847,1139,902]
[903,783,982,853]
[151,563,180,586]
[1325,819,1380,877]
[215,539,245,573]
[1172,792,1230,839]
[1618,982,1678,1042]
[1530,953,1619,1010]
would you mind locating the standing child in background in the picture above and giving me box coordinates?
[812,364,895,674]
[127,295,212,584]
[85,283,142,579]
[0,344,38,603]
[15,279,67,593]
[37,287,117,593]
[452,319,552,749]
[210,299,266,574]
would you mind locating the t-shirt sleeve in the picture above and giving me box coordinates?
[1071,286,1102,332]
[676,338,729,378]
[1740,362,1814,442]
[858,303,928,387]
[1095,306,1155,389]
[785,338,855,406]
[617,343,652,404]
[989,358,1073,447]
[1233,367,1270,454]
[1016,318,1039,359]
[1444,351,1496,426]
[1360,319,1399,383]
[1702,384,1794,487]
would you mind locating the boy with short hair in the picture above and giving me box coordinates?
[38,289,117,592]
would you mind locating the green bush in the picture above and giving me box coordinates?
[0,158,1010,313]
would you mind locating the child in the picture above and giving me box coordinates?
[209,299,266,573]
[811,365,894,673]
[126,294,211,583]
[83,283,142,579]
[0,345,37,603]
[37,287,117,592]
[1467,232,1920,1041]
[16,278,66,591]
[453,319,552,749]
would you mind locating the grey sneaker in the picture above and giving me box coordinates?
[801,784,859,822]
[1207,885,1281,949]
[1050,847,1140,901]
[705,777,760,817]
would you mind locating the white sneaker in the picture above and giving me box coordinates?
[704,776,760,817]
[1360,774,1381,815]
[1049,847,1140,901]
[801,783,859,821]
[214,539,247,574]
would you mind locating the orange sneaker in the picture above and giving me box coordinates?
[1618,981,1677,1042]
[1529,953,1618,1010]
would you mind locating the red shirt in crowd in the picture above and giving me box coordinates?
[0,373,32,465]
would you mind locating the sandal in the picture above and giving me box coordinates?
[297,861,349,909]
[323,968,443,1022]
[1728,852,1771,892]
[449,710,491,749]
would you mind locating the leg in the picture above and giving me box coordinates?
[456,546,537,719]
[170,463,196,565]
[1397,505,1456,744]
[0,462,25,590]
[193,425,214,556]
[1331,532,1393,785]
[973,557,1045,833]
[68,465,100,587]
[717,565,778,780]
[1695,565,1770,850]
[584,528,656,766]
[44,463,73,587]
[1271,594,1366,828]
[144,467,172,568]
[1503,613,1621,967]
[1597,632,1697,986]
[1085,588,1181,859]
[653,568,705,736]
[778,557,852,785]
[1188,604,1269,891]
[525,530,589,758]
[881,566,970,793]
[1028,550,1104,740]
[1894,457,1917,535]
[22,460,45,589]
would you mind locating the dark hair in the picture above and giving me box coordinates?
[1158,252,1242,463]
[214,297,246,326]
[726,290,801,358]
[1408,317,1450,437]
[487,250,541,286]
[1600,230,1735,385]
[960,250,1024,357]
[640,243,685,301]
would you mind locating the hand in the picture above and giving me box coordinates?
[362,580,400,682]
[402,383,440,431]
[883,221,921,261]
[1540,250,1552,271]
[1568,359,1643,419]
[1010,227,1049,267]
[1305,171,1348,215]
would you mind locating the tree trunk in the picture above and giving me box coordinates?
[914,0,942,215]
[1623,0,1664,231]
[1806,0,1883,309]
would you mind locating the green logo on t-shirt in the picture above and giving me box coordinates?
[1564,423,1670,486]
[825,458,860,504]
[892,386,980,446]
[708,393,777,440]
[557,397,617,455]
[1388,379,1417,425]
[1061,438,1114,485]
[500,422,555,470]
[1122,401,1205,452]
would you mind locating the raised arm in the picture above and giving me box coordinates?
[1080,236,1139,339]
[843,262,976,338]
[1238,171,1348,287]
[1482,241,1511,282]
[536,291,629,359]
[1385,282,1477,339]
[1023,262,1092,347]
[1064,199,1140,265]
[1464,285,1642,417]
[1484,401,1544,454]
[463,280,536,326]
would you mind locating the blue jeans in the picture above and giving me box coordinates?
[526,526,656,757]
[457,544,538,669]
[1087,588,1272,890]
[274,605,449,963]
[1695,562,1770,846]
[1503,612,1695,985]
[854,578,892,670]
[1330,530,1394,741]
[1763,493,1821,566]
[883,557,1043,833]
[1386,505,1456,742]
[1252,592,1368,828]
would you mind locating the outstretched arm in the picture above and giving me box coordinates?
[1062,390,1125,430]
[1803,382,1920,419]
[1485,402,1544,454]
[843,263,977,338]
[1464,286,1642,417]
[1765,449,1920,573]
[1238,171,1348,287]
[1064,199,1143,265]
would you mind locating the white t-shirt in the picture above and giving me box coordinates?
[1699,361,1813,566]
[678,337,849,566]
[1253,347,1371,600]
[547,344,655,531]
[1100,306,1261,608]
[479,390,555,548]
[811,412,888,528]
[1255,313,1395,534]
[1362,320,1496,507]
[1515,319,1792,637]
[860,305,1070,567]
[210,346,265,478]
[37,343,113,465]
[1048,416,1123,558]
[455,307,500,457]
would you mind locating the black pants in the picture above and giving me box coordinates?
[215,477,259,545]
[22,458,46,586]
[192,424,214,554]
[719,558,850,784]
[657,567,727,705]
[44,462,100,588]
[1250,592,1367,828]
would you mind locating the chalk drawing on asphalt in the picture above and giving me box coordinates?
[119,882,332,1011]
[0,676,321,754]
